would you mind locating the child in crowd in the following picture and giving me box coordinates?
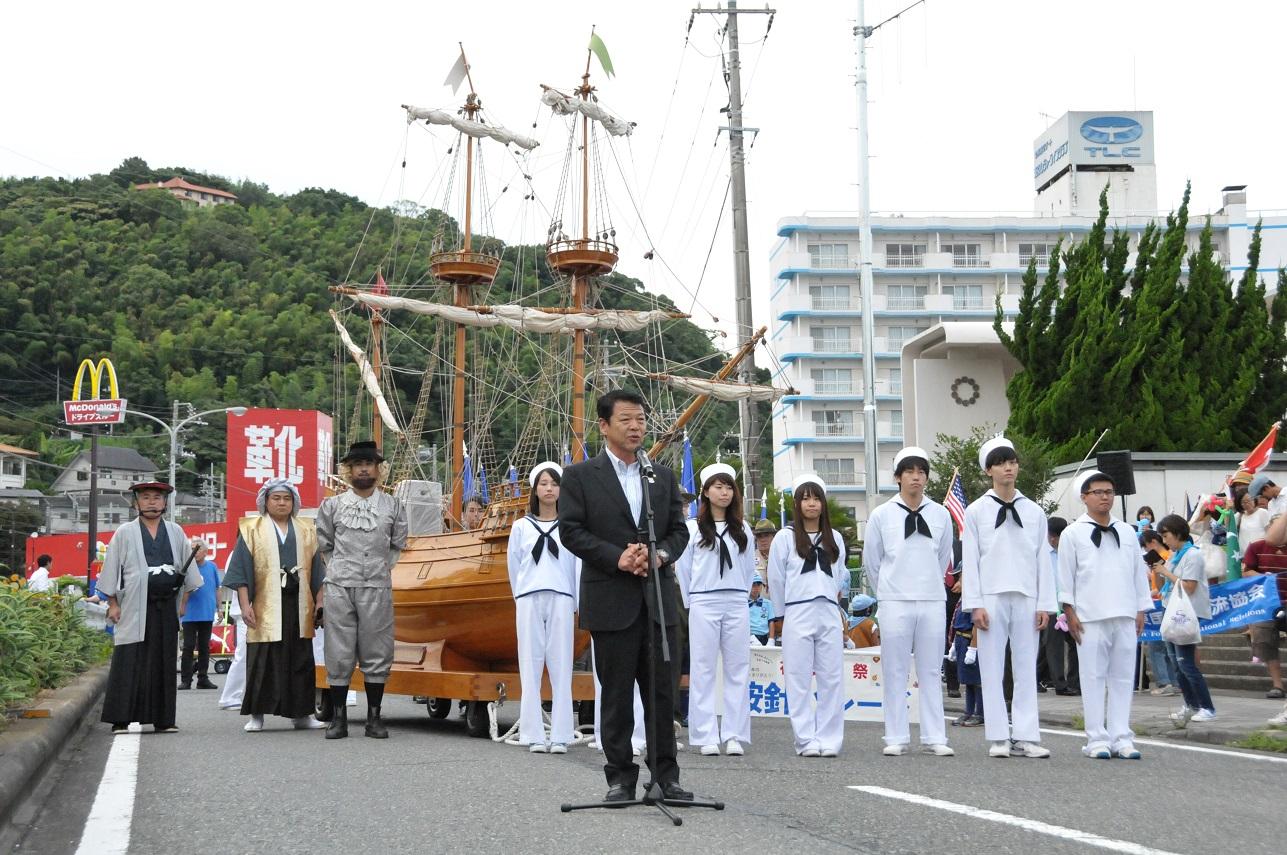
[948,603,983,726]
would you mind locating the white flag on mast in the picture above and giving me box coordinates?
[443,52,468,93]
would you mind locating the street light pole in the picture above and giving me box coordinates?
[124,404,248,520]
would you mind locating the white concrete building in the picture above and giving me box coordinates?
[768,111,1287,532]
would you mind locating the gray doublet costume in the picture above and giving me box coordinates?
[316,490,408,684]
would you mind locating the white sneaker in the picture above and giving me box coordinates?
[700,744,720,756]
[529,742,548,753]
[549,743,567,754]
[1169,705,1193,724]
[800,747,821,757]
[1083,743,1112,759]
[243,715,264,733]
[632,745,643,757]
[882,743,909,756]
[1011,741,1051,758]
[1115,743,1142,760]
[922,743,955,757]
[988,740,1011,758]
[724,739,744,756]
[293,716,326,729]
[1191,708,1218,722]
[820,748,839,758]
[1268,706,1287,726]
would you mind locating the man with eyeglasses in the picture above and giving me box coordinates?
[1056,471,1154,761]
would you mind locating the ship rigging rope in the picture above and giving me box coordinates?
[640,36,690,208]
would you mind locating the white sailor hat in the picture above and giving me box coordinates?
[699,463,737,487]
[893,446,931,472]
[978,436,1015,473]
[1077,470,1113,495]
[791,472,827,495]
[528,461,563,488]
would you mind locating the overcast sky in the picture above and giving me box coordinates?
[4,0,1284,352]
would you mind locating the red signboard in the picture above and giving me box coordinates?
[25,520,239,581]
[63,398,127,425]
[225,409,333,521]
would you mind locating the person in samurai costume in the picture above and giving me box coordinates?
[316,441,408,739]
[222,478,327,733]
[98,481,206,734]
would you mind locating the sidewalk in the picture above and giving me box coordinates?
[944,685,1287,747]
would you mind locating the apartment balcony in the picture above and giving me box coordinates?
[777,336,899,360]
[810,470,897,493]
[1018,253,1052,269]
[781,421,864,444]
[780,377,902,401]
[950,255,990,269]
[775,252,858,278]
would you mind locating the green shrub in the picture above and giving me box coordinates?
[0,580,112,716]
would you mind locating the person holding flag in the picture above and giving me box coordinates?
[961,436,1055,759]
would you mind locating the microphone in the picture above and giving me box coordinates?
[635,447,657,483]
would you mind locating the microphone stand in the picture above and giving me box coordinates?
[561,453,724,825]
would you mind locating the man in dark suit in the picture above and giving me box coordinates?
[560,389,691,804]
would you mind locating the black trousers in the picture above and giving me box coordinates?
[591,608,679,790]
[1043,627,1080,691]
[944,590,961,693]
[181,620,213,684]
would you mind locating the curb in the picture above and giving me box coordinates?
[0,666,108,829]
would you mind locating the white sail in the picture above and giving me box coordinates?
[342,291,679,333]
[329,310,405,436]
[540,89,634,137]
[403,105,540,151]
[647,374,787,402]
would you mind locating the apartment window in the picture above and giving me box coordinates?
[885,284,927,310]
[110,513,122,525]
[810,326,853,353]
[946,284,986,310]
[886,368,902,396]
[1018,242,1054,268]
[885,325,928,350]
[810,284,854,310]
[812,409,856,436]
[815,456,857,484]
[885,243,926,268]
[942,242,985,268]
[808,243,850,269]
[811,368,854,394]
[889,409,904,436]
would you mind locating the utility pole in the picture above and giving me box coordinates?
[692,1,775,517]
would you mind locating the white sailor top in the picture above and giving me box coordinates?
[1056,513,1154,622]
[676,518,757,607]
[507,515,580,607]
[864,496,953,602]
[961,489,1056,612]
[767,527,848,610]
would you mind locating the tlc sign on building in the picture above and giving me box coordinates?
[225,409,334,521]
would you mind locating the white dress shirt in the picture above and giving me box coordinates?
[1057,514,1154,621]
[610,453,643,522]
[864,496,953,602]
[961,489,1056,612]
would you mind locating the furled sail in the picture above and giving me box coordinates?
[644,373,788,402]
[329,310,404,436]
[403,105,541,151]
[341,291,683,333]
[540,89,634,137]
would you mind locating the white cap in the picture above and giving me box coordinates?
[699,463,737,488]
[1077,470,1112,495]
[791,472,827,495]
[893,446,931,472]
[528,461,563,488]
[978,436,1015,473]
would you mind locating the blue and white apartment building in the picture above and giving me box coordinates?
[767,111,1287,532]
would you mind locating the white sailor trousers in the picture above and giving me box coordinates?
[218,616,248,709]
[782,599,845,754]
[879,599,948,747]
[1077,616,1137,751]
[977,591,1042,744]
[687,593,752,747]
[515,590,575,745]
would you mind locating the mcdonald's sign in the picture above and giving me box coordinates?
[63,358,127,425]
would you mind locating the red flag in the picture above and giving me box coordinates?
[1240,421,1280,474]
[373,270,388,296]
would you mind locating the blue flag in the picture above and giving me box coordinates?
[760,489,768,520]
[508,464,518,486]
[681,434,697,519]
[780,488,789,528]
[461,442,474,502]
[478,465,490,504]
[1139,574,1282,642]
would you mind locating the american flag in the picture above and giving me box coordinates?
[944,468,967,534]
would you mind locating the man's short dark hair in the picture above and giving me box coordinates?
[894,456,929,478]
[1047,517,1068,538]
[984,445,1019,470]
[1081,473,1115,494]
[464,497,486,511]
[37,554,51,567]
[596,389,648,422]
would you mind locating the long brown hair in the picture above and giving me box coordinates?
[791,482,839,563]
[696,473,748,552]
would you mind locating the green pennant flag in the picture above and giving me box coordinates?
[588,32,615,78]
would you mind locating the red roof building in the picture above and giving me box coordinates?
[134,176,238,208]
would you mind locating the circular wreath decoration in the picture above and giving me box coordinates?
[950,376,981,407]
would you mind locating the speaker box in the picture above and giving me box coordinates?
[1095,450,1136,497]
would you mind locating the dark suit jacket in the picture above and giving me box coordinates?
[559,449,690,631]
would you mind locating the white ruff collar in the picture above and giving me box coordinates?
[337,490,380,531]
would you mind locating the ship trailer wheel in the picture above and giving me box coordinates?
[464,700,490,738]
[426,697,453,719]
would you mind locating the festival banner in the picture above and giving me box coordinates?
[226,409,333,520]
[1139,573,1283,642]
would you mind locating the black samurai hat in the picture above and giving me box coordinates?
[340,440,384,464]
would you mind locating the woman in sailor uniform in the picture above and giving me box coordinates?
[676,463,756,756]
[507,462,579,753]
[768,473,848,757]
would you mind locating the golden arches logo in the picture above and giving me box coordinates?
[71,358,120,401]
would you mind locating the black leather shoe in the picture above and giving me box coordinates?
[196,678,218,690]
[1055,688,1077,696]
[326,707,349,740]
[656,782,693,801]
[604,785,635,804]
[364,707,389,739]
[177,683,191,690]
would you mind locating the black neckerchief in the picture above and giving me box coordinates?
[529,518,560,564]
[801,531,833,577]
[897,502,932,539]
[1085,520,1119,548]
[715,523,733,575]
[991,494,1023,529]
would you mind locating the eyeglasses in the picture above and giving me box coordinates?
[1085,489,1115,498]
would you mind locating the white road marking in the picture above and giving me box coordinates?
[1036,725,1287,765]
[850,785,1184,855]
[74,727,141,855]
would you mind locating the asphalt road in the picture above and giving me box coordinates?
[12,689,1287,855]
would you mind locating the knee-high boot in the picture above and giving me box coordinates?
[365,682,388,739]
